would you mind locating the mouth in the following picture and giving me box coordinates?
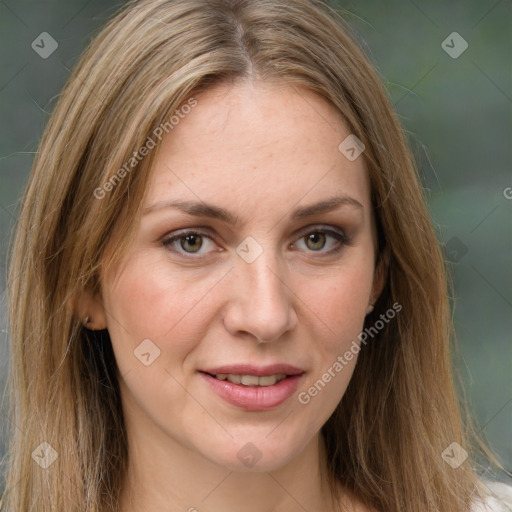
[204,372,289,387]
[199,364,305,411]
[200,363,304,384]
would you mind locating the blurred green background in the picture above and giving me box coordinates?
[0,0,510,481]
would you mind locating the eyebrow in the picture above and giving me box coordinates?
[142,195,364,225]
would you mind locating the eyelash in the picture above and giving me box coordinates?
[161,226,353,259]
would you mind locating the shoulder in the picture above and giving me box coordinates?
[472,481,512,512]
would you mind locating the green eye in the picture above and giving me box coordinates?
[178,234,204,253]
[304,232,327,251]
[294,228,351,255]
[162,226,352,259]
[163,231,216,256]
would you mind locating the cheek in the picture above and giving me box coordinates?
[292,253,374,413]
[293,269,371,426]
[301,256,374,344]
[102,254,220,371]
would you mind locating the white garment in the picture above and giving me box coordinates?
[472,481,512,511]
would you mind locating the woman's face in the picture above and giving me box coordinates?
[99,80,382,472]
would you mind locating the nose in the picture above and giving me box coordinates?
[223,250,298,344]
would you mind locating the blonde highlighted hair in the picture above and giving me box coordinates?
[2,0,502,510]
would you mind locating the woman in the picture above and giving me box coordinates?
[2,0,510,510]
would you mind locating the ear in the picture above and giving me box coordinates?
[369,245,390,307]
[68,286,107,330]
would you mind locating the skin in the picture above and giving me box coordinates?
[82,80,385,512]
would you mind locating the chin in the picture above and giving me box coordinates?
[200,436,306,473]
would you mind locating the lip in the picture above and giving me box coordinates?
[201,363,304,377]
[199,364,305,411]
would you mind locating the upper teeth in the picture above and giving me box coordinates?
[215,374,287,386]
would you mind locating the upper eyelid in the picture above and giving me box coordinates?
[162,223,346,241]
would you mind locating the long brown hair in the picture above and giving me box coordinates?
[2,0,501,510]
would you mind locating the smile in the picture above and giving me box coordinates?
[211,373,288,386]
[199,364,305,411]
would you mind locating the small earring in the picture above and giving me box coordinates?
[366,304,374,314]
[83,316,93,329]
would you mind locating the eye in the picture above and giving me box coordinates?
[162,226,352,259]
[162,230,218,257]
[292,227,352,255]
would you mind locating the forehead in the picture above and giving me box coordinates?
[145,80,371,219]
